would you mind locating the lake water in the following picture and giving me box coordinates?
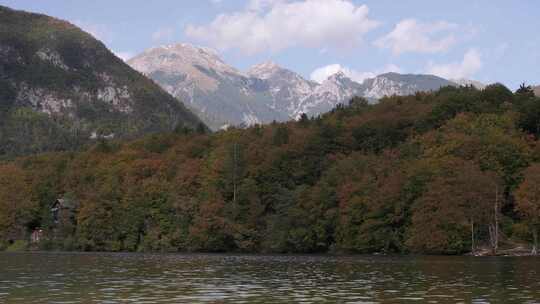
[0,253,539,303]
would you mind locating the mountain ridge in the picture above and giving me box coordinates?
[129,43,477,129]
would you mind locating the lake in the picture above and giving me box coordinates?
[0,252,539,303]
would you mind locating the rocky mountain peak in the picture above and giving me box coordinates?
[325,71,350,83]
[316,72,359,100]
[129,43,240,77]
[247,62,309,85]
[247,61,282,78]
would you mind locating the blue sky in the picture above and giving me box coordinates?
[2,0,539,89]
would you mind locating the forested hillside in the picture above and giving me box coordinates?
[1,84,540,254]
[0,6,204,158]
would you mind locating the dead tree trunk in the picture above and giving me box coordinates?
[489,185,499,255]
[471,219,475,255]
[533,228,538,256]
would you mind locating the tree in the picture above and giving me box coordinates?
[0,164,38,246]
[349,96,369,109]
[221,141,246,205]
[225,178,265,251]
[515,164,540,255]
[479,83,514,112]
[515,83,535,99]
[272,125,290,146]
[189,189,232,251]
[406,159,498,254]
[298,113,309,126]
[516,96,540,137]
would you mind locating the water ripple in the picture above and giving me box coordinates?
[0,253,539,303]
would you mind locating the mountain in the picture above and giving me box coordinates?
[128,45,287,130]
[295,72,365,119]
[129,44,456,129]
[0,6,204,157]
[361,72,453,99]
[245,63,368,120]
[534,86,540,97]
[247,62,318,120]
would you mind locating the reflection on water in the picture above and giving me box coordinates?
[0,252,539,303]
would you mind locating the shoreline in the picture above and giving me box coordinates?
[1,248,537,257]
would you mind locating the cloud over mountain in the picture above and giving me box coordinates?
[310,63,401,84]
[426,49,482,80]
[375,19,458,55]
[185,0,379,54]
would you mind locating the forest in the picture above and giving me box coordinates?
[1,83,540,255]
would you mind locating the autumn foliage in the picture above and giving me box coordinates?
[1,84,540,254]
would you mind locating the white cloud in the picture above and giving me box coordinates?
[113,51,134,62]
[310,63,401,84]
[185,0,379,55]
[247,0,286,11]
[426,49,482,79]
[152,27,175,42]
[375,19,458,55]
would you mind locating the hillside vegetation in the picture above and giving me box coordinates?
[1,84,540,254]
[0,6,204,158]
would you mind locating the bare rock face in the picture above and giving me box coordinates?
[15,83,74,115]
[130,44,458,130]
[36,48,69,71]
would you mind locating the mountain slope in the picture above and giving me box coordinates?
[0,6,204,157]
[534,86,540,97]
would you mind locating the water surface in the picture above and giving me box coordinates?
[0,252,539,303]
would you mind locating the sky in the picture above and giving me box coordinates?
[2,0,539,89]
